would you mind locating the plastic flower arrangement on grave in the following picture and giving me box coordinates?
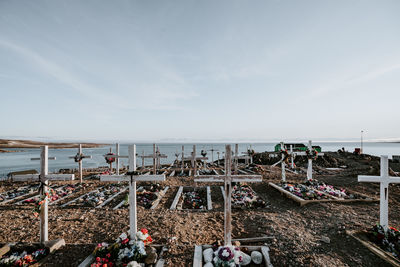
[213,246,242,267]
[32,188,56,217]
[369,224,400,259]
[90,229,153,267]
[0,248,47,266]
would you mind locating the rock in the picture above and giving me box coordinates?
[145,246,158,264]
[239,251,251,265]
[251,251,263,264]
[203,248,213,263]
[321,236,330,244]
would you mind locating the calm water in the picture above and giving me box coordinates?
[1,142,399,177]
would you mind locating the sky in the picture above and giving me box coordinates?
[0,0,399,142]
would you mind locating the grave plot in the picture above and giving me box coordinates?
[269,180,377,206]
[113,183,169,210]
[0,239,65,267]
[348,156,400,267]
[193,145,273,267]
[170,186,211,211]
[0,184,39,205]
[230,184,267,209]
[16,183,87,206]
[62,183,127,208]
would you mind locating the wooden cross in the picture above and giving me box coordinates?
[233,144,251,174]
[217,151,221,166]
[242,145,255,165]
[194,144,262,245]
[180,145,192,173]
[295,140,324,180]
[13,146,75,243]
[155,145,167,171]
[104,144,129,175]
[358,155,400,231]
[208,147,219,166]
[191,145,208,176]
[100,144,165,239]
[68,144,92,183]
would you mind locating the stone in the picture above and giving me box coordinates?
[203,248,213,263]
[321,236,330,244]
[239,251,251,265]
[145,246,158,264]
[251,251,263,264]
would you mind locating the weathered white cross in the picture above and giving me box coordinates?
[191,145,208,176]
[139,144,167,174]
[358,155,400,231]
[180,145,192,173]
[208,147,219,166]
[242,145,255,165]
[104,144,129,175]
[100,144,165,239]
[69,144,92,183]
[296,140,324,181]
[13,146,75,243]
[233,144,251,174]
[194,144,262,245]
[155,145,167,171]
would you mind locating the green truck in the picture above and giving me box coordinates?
[274,143,322,153]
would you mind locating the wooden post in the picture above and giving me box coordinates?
[234,144,238,175]
[116,143,120,175]
[78,144,83,181]
[224,145,232,245]
[129,145,137,238]
[290,145,294,169]
[281,142,286,182]
[153,144,156,174]
[307,140,313,180]
[181,146,184,172]
[192,145,196,175]
[109,148,113,171]
[40,146,49,243]
[142,150,145,169]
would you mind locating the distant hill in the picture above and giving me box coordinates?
[0,139,107,149]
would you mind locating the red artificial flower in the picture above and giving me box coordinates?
[106,253,111,258]
[141,228,148,234]
[121,238,129,245]
[102,264,108,267]
[390,226,399,232]
[96,257,101,262]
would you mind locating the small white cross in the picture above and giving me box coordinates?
[358,155,400,231]
[191,145,208,175]
[295,140,324,181]
[69,144,92,182]
[100,144,165,239]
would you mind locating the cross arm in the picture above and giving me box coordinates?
[13,174,75,182]
[104,155,128,159]
[194,175,262,183]
[100,174,166,182]
[31,157,56,161]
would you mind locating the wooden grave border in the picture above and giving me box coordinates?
[193,245,273,267]
[0,239,65,265]
[170,186,212,211]
[269,182,378,206]
[113,186,170,210]
[347,230,400,267]
[0,186,40,206]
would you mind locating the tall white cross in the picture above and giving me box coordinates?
[155,145,167,171]
[208,147,219,166]
[180,146,192,173]
[69,144,92,183]
[104,144,129,175]
[191,145,208,176]
[358,155,400,231]
[100,145,165,239]
[242,145,255,165]
[194,144,262,245]
[13,146,75,243]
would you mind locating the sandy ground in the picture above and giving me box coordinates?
[0,152,399,266]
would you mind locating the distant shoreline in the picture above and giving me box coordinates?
[0,139,108,150]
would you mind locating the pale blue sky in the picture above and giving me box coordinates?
[0,0,399,142]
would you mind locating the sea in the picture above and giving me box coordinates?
[1,142,399,178]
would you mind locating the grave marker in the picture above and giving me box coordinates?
[100,144,165,238]
[191,145,208,176]
[295,140,324,180]
[358,155,400,231]
[68,144,92,182]
[194,144,262,245]
[13,146,74,243]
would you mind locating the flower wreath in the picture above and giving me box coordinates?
[74,153,83,162]
[105,153,116,164]
[33,188,56,217]
[306,148,318,160]
[213,246,242,267]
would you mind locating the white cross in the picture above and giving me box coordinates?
[191,145,208,176]
[100,144,165,239]
[155,145,167,171]
[242,145,255,165]
[295,140,324,181]
[233,144,251,174]
[208,147,219,166]
[194,144,262,245]
[104,143,129,175]
[180,145,192,173]
[68,144,92,183]
[13,146,75,243]
[137,144,167,174]
[358,155,400,231]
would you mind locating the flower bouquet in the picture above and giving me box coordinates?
[0,247,47,266]
[90,229,154,267]
[213,246,242,267]
[369,224,400,259]
[231,185,266,209]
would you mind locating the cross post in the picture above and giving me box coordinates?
[191,145,208,175]
[194,144,262,245]
[358,155,400,231]
[13,146,74,243]
[294,140,324,181]
[100,144,166,239]
[68,144,92,182]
